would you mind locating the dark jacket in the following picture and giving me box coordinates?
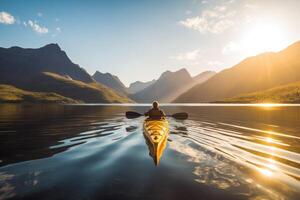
[144,108,166,119]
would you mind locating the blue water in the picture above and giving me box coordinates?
[0,104,300,200]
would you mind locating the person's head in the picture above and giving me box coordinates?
[152,101,159,109]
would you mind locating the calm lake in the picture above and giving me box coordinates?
[0,104,300,200]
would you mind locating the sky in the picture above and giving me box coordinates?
[1,0,300,86]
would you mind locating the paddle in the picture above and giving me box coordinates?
[125,111,143,119]
[125,111,188,120]
[169,112,188,120]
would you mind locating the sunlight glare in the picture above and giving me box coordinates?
[267,164,278,170]
[259,103,275,107]
[268,146,276,151]
[259,168,273,177]
[266,137,273,143]
[241,22,286,56]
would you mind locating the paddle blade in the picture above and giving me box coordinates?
[126,111,143,119]
[171,112,188,120]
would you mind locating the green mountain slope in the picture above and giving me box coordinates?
[217,81,300,103]
[175,41,300,103]
[29,72,133,103]
[0,84,78,103]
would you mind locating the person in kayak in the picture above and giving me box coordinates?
[144,101,166,120]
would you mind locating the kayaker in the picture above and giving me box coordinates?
[144,101,166,120]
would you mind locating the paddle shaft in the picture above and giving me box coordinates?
[126,111,188,120]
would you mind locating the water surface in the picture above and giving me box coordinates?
[0,104,300,200]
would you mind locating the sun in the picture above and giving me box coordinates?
[240,22,287,56]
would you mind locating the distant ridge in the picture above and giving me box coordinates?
[193,71,216,84]
[131,68,215,103]
[131,68,192,102]
[92,71,127,94]
[128,79,156,94]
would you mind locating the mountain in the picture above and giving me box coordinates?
[131,68,214,103]
[175,41,300,103]
[128,79,156,94]
[193,71,216,84]
[131,69,215,102]
[218,81,300,103]
[0,44,133,103]
[0,43,93,83]
[92,71,127,94]
[132,69,193,103]
[131,69,215,103]
[30,72,133,103]
[0,84,78,103]
[131,68,192,102]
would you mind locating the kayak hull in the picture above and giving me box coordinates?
[143,118,169,165]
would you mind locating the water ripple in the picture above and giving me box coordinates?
[173,119,300,192]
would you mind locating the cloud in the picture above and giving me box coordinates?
[0,11,15,25]
[222,41,240,54]
[27,20,48,34]
[179,6,236,34]
[170,49,201,61]
[51,27,62,37]
[37,12,43,17]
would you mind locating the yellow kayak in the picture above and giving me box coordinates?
[143,118,169,165]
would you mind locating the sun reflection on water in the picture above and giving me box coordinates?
[267,145,277,152]
[258,103,276,108]
[267,163,278,170]
[259,168,273,177]
[256,103,283,111]
[266,137,273,143]
[170,115,300,199]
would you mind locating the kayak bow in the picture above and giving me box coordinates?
[143,118,169,165]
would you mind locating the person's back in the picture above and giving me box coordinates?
[144,101,166,120]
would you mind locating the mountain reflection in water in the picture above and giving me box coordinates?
[0,104,300,200]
